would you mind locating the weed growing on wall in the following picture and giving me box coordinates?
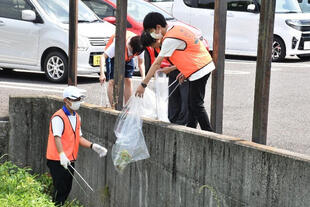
[199,184,221,207]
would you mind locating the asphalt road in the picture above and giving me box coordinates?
[1,55,309,155]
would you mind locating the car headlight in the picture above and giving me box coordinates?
[285,19,310,31]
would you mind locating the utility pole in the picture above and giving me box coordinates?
[252,0,276,144]
[211,0,227,133]
[68,0,78,86]
[113,0,128,110]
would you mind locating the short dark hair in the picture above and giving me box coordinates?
[129,36,145,55]
[140,31,157,48]
[143,12,167,31]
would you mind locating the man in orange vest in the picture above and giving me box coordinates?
[136,12,215,131]
[46,86,107,206]
[99,32,145,106]
[141,32,189,125]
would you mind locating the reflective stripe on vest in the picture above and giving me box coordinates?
[46,109,81,161]
[162,25,213,78]
[105,31,136,62]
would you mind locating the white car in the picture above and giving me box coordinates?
[0,0,115,82]
[173,0,310,61]
[146,0,174,14]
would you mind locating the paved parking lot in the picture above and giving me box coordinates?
[1,56,309,155]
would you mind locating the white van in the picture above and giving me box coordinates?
[173,0,310,61]
[0,0,115,82]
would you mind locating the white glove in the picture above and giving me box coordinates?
[59,152,70,169]
[92,143,108,157]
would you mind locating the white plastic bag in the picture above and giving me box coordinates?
[100,82,110,108]
[141,88,157,119]
[155,71,170,122]
[112,96,150,173]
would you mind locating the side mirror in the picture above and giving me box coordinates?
[103,16,116,25]
[22,10,36,21]
[247,4,256,12]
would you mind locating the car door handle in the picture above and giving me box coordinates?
[0,20,4,26]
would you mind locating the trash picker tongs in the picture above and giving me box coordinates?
[68,163,94,192]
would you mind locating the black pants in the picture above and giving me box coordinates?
[47,160,74,206]
[168,70,189,125]
[187,73,213,131]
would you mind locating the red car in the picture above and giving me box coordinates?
[82,0,209,72]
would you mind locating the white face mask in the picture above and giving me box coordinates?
[150,31,163,40]
[70,101,81,111]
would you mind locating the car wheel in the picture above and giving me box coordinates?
[43,51,68,83]
[272,36,286,62]
[144,50,151,74]
[297,54,310,61]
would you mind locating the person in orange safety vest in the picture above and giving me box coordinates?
[46,86,107,206]
[141,35,190,125]
[136,12,215,132]
[99,32,145,107]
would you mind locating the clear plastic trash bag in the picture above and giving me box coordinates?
[141,88,157,119]
[100,82,110,108]
[112,96,150,173]
[155,71,170,122]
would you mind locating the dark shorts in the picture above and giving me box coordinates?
[105,58,135,81]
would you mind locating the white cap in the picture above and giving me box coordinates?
[63,86,86,100]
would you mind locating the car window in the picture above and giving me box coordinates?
[257,0,301,13]
[82,0,114,18]
[298,0,310,12]
[197,0,215,9]
[227,0,255,12]
[185,0,255,11]
[37,0,98,24]
[0,0,33,20]
[127,0,174,22]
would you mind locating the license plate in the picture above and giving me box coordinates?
[93,55,101,66]
[304,41,310,50]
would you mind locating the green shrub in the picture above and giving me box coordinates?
[0,161,83,207]
[0,161,54,207]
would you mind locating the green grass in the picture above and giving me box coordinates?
[0,159,83,207]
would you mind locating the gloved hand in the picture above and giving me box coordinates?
[59,152,70,169]
[92,143,108,157]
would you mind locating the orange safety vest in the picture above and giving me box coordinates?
[162,25,213,78]
[105,31,136,62]
[46,109,81,161]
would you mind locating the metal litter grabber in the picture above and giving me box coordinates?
[165,80,181,102]
[68,163,94,193]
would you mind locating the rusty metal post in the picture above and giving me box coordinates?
[113,0,127,110]
[252,0,276,144]
[68,0,78,86]
[211,0,227,134]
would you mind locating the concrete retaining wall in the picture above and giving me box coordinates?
[8,96,310,207]
[0,116,9,160]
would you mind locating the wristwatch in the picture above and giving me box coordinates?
[141,82,147,88]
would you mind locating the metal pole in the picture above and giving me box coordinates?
[68,0,78,86]
[252,0,276,144]
[211,0,227,134]
[114,0,128,110]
